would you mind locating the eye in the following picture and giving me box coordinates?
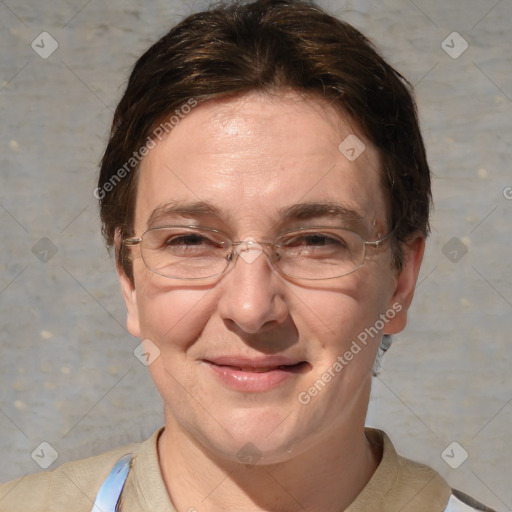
[162,232,226,255]
[283,232,348,248]
[277,230,356,263]
[146,228,228,255]
[165,233,213,246]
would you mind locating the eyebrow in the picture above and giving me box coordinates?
[278,202,365,225]
[147,201,223,227]
[146,200,366,230]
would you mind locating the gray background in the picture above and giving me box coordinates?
[0,0,511,510]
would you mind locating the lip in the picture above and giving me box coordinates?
[202,356,309,392]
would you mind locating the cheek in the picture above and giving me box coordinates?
[134,274,215,350]
[299,275,390,334]
[291,273,393,375]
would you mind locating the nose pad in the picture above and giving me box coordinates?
[234,238,264,265]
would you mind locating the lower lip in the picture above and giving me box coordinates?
[206,362,303,392]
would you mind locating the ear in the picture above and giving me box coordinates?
[384,232,425,335]
[115,231,141,338]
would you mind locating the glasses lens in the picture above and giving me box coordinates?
[274,228,365,279]
[138,226,367,280]
[140,227,230,279]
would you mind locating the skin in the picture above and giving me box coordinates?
[118,91,425,512]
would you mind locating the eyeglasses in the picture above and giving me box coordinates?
[123,225,395,281]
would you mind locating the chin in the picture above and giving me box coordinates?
[192,408,316,466]
[204,435,302,466]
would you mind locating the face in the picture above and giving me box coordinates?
[119,91,424,463]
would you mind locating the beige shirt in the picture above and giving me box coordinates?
[0,428,455,512]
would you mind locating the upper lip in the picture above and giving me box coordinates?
[203,355,306,370]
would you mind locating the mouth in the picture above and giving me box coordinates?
[208,361,309,373]
[202,357,310,392]
[203,355,310,373]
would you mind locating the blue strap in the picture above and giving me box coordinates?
[90,454,133,512]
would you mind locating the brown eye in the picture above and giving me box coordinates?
[292,234,345,246]
[283,232,348,249]
[165,234,211,246]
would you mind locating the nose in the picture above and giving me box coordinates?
[216,240,289,334]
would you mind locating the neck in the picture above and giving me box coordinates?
[158,417,380,512]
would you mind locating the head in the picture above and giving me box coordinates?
[97,0,429,463]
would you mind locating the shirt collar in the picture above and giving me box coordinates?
[121,427,451,512]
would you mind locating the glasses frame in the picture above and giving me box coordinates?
[123,224,396,281]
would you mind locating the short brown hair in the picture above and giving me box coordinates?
[98,0,431,278]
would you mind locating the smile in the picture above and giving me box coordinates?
[217,362,307,373]
[202,358,310,392]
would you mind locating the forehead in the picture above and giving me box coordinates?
[135,91,387,234]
